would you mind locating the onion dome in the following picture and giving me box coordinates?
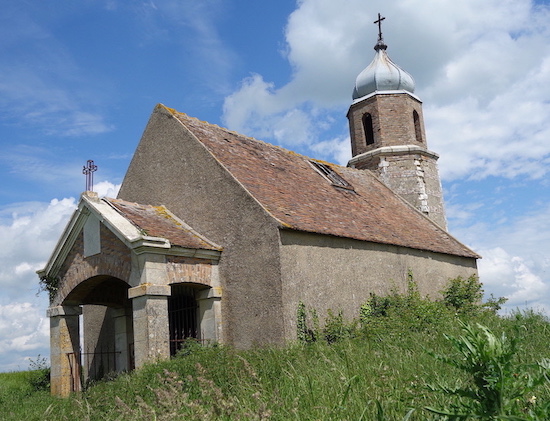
[352,40,415,100]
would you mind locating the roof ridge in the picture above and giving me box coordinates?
[160,103,318,163]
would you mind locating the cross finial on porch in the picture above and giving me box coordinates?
[82,160,98,192]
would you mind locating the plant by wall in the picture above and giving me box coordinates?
[39,275,59,302]
[296,301,319,343]
[426,322,550,419]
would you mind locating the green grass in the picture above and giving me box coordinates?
[1,308,549,420]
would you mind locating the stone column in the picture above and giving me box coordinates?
[47,305,82,397]
[197,287,223,343]
[113,308,133,372]
[128,284,171,368]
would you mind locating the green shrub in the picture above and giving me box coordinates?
[322,309,357,343]
[360,277,455,335]
[27,355,50,392]
[442,275,484,313]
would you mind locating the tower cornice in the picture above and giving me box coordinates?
[350,89,422,106]
[348,145,439,168]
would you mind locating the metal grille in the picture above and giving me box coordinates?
[82,345,120,382]
[168,284,198,355]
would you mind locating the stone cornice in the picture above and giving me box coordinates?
[347,145,439,168]
[350,89,422,106]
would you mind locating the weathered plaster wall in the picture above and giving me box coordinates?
[118,106,285,347]
[279,230,478,340]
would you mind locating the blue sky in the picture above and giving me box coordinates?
[0,0,549,371]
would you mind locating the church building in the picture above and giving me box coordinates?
[39,23,479,396]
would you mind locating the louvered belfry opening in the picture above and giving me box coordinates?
[168,284,198,355]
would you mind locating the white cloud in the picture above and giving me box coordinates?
[450,203,550,313]
[222,0,550,182]
[0,198,76,298]
[95,181,122,198]
[0,197,76,371]
[222,74,347,151]
[478,248,549,312]
[427,53,550,180]
[0,301,50,371]
[309,135,351,166]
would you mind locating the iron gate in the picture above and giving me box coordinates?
[168,284,198,355]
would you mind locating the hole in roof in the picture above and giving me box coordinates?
[309,161,355,191]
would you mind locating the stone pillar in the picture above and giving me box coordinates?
[47,305,82,397]
[128,284,171,368]
[197,287,223,343]
[113,308,133,372]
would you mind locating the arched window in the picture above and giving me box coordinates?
[362,113,374,146]
[413,110,422,143]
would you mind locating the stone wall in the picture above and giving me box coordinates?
[165,256,214,286]
[53,223,132,307]
[278,230,478,340]
[347,91,447,228]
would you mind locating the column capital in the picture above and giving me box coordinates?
[197,286,222,300]
[128,283,171,299]
[47,305,82,318]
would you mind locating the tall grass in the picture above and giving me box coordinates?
[1,278,549,420]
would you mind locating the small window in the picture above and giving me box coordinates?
[363,113,375,145]
[413,110,422,143]
[309,161,354,191]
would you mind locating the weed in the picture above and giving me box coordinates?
[426,321,550,419]
[27,355,50,391]
[323,309,357,343]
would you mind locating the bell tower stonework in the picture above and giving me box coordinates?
[347,15,447,229]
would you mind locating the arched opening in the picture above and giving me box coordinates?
[168,284,200,355]
[64,276,133,384]
[362,113,375,145]
[413,110,422,143]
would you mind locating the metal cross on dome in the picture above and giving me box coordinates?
[374,13,385,43]
[83,160,98,192]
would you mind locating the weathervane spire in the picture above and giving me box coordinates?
[83,160,98,192]
[373,13,387,51]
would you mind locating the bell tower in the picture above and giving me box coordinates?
[347,14,447,229]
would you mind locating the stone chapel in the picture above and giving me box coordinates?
[39,26,479,396]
